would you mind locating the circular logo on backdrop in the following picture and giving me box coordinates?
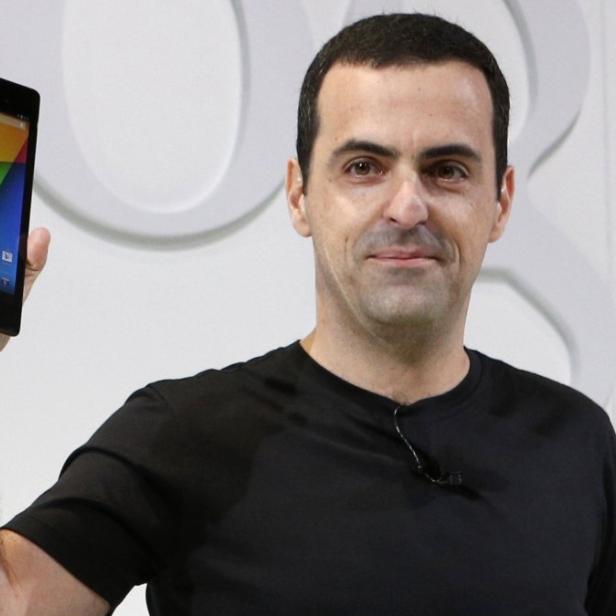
[0,1,314,241]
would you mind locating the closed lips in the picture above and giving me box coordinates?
[369,248,439,259]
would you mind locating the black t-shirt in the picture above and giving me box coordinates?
[4,343,616,615]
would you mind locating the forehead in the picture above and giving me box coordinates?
[315,61,494,152]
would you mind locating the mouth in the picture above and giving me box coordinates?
[367,248,440,267]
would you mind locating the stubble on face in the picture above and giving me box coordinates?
[309,227,454,347]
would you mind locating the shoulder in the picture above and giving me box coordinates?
[78,342,305,468]
[116,342,304,428]
[150,342,299,400]
[473,349,612,433]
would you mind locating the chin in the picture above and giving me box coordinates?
[361,302,442,329]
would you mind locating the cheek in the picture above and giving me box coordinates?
[457,222,493,273]
[437,204,492,267]
[310,196,363,252]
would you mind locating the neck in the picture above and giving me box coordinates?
[301,313,469,406]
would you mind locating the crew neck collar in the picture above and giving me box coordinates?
[290,340,483,424]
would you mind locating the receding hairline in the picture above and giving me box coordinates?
[317,58,493,96]
[308,59,496,175]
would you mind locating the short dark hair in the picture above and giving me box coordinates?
[296,13,509,195]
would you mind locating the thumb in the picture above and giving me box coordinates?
[23,227,51,302]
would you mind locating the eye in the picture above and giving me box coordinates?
[428,162,468,182]
[345,159,384,177]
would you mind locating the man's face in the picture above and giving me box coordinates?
[287,61,513,337]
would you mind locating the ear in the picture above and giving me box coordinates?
[488,165,515,243]
[286,158,312,237]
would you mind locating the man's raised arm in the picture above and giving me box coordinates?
[0,228,108,615]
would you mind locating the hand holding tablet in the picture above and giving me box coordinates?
[0,227,49,351]
[0,77,40,338]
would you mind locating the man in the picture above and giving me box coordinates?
[1,12,615,616]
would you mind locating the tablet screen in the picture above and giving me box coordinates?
[0,111,30,296]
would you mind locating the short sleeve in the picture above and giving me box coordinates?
[2,385,186,609]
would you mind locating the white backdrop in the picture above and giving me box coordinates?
[1,1,615,613]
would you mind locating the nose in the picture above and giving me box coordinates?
[382,174,429,229]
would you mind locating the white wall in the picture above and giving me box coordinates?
[1,1,615,613]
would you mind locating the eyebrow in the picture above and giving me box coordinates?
[329,139,401,163]
[329,139,482,165]
[418,143,482,164]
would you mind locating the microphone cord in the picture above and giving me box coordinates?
[393,406,463,487]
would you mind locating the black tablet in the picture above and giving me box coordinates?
[0,77,39,336]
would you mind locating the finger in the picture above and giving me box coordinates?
[26,227,51,272]
[23,227,51,302]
